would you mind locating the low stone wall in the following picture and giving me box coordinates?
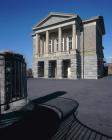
[1,98,28,114]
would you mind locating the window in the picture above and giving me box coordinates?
[68,36,72,50]
[64,36,67,51]
[49,40,52,53]
[56,39,58,51]
[42,38,44,54]
[61,38,64,51]
[52,39,54,53]
[67,35,72,52]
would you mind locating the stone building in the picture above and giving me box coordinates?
[107,63,112,75]
[104,63,112,76]
[32,12,105,79]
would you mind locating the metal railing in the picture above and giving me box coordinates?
[0,52,27,112]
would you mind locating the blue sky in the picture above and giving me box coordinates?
[0,0,111,68]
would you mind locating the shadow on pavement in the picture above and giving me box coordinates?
[31,91,67,105]
[0,91,67,140]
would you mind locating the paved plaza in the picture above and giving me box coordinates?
[27,77,112,137]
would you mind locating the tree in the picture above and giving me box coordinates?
[27,68,33,78]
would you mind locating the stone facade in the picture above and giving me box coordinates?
[108,64,112,75]
[32,12,105,79]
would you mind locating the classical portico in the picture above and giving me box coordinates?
[35,24,76,55]
[32,12,105,79]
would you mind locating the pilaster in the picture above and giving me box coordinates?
[36,33,40,55]
[72,24,76,50]
[33,61,38,78]
[57,59,62,79]
[45,31,49,56]
[44,60,48,78]
[71,58,77,79]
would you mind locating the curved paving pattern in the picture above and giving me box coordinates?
[0,96,112,140]
[51,113,112,140]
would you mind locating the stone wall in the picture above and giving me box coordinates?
[36,50,78,79]
[83,22,98,79]
[84,55,98,79]
[108,64,112,75]
[0,56,5,113]
[96,26,104,78]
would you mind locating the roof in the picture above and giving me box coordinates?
[33,12,78,30]
[0,51,24,60]
[32,12,105,35]
[83,16,105,34]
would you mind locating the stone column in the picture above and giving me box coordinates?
[33,61,38,78]
[71,58,77,79]
[46,31,49,55]
[57,59,62,79]
[58,27,62,52]
[36,33,40,55]
[33,34,39,78]
[72,24,76,50]
[44,60,49,78]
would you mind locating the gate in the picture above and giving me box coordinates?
[0,52,27,114]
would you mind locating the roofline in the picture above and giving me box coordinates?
[33,15,79,31]
[83,16,101,23]
[33,12,76,29]
[49,12,75,17]
[83,16,105,34]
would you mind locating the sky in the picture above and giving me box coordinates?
[0,0,112,68]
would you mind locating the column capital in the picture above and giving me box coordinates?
[46,30,49,34]
[72,23,76,30]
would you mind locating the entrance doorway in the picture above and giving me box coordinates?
[38,61,44,77]
[62,60,71,78]
[48,60,57,78]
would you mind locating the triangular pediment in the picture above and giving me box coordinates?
[34,12,76,29]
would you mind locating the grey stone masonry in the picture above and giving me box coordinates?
[44,59,49,78]
[71,58,77,79]
[84,24,96,51]
[32,12,105,79]
[32,36,38,78]
[56,59,62,79]
[84,55,98,79]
